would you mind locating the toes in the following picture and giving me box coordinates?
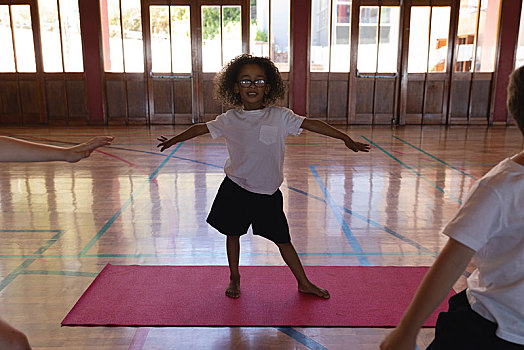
[225,289,240,298]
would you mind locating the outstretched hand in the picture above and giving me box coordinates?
[345,138,370,152]
[157,136,175,152]
[68,136,114,162]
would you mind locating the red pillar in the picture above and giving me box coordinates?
[290,0,310,116]
[79,0,105,124]
[492,0,522,124]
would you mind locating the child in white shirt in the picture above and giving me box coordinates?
[157,54,369,299]
[380,67,524,350]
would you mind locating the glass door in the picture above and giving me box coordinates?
[145,0,247,124]
[146,0,195,124]
[0,1,45,124]
[350,3,401,124]
[199,0,247,121]
[399,3,453,124]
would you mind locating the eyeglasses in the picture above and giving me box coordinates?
[238,79,266,88]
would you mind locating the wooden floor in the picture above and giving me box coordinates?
[0,125,522,350]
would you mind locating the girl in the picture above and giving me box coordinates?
[157,54,369,299]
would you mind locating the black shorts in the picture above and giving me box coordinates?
[206,176,290,244]
[427,290,524,350]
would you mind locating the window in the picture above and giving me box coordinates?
[150,6,191,73]
[357,6,399,73]
[250,0,290,72]
[310,0,352,72]
[0,5,36,73]
[39,0,83,72]
[407,7,451,73]
[455,0,501,72]
[100,0,144,73]
[202,5,242,72]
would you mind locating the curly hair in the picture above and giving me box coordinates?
[507,66,524,136]
[214,54,285,107]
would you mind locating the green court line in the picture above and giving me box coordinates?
[0,259,36,292]
[392,136,476,179]
[78,144,183,256]
[21,270,98,277]
[0,230,68,291]
[362,135,462,204]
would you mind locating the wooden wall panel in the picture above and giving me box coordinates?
[470,79,491,118]
[173,80,192,115]
[328,80,348,121]
[127,80,147,118]
[67,81,87,119]
[450,79,470,119]
[106,80,127,118]
[309,80,328,118]
[153,80,173,115]
[355,79,374,114]
[203,80,221,117]
[19,81,39,115]
[425,80,444,114]
[0,81,19,115]
[406,80,424,114]
[374,79,394,114]
[45,80,66,119]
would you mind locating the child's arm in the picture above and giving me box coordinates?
[380,238,475,350]
[157,123,210,152]
[0,136,113,163]
[300,119,370,152]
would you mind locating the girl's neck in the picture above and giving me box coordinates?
[243,104,265,111]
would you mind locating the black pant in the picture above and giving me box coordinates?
[427,290,524,350]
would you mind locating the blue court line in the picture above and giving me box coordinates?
[106,145,224,169]
[287,186,435,254]
[361,136,462,205]
[310,166,370,266]
[276,327,329,350]
[0,230,67,292]
[392,136,477,180]
[79,144,183,256]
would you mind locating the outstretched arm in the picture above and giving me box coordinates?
[380,238,475,350]
[300,119,370,152]
[157,123,209,152]
[0,136,113,163]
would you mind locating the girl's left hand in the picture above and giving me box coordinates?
[345,139,370,152]
[157,136,175,152]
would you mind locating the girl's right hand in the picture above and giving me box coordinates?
[157,136,175,152]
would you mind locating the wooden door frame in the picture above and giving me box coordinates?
[398,0,457,125]
[0,0,47,124]
[143,0,248,124]
[348,0,403,124]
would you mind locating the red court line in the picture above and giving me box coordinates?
[128,327,150,350]
[95,149,158,185]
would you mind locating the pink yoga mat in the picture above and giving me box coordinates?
[62,264,454,327]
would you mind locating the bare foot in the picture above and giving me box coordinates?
[298,282,330,299]
[225,278,240,298]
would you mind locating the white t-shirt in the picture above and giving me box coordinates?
[442,157,524,345]
[206,106,305,194]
